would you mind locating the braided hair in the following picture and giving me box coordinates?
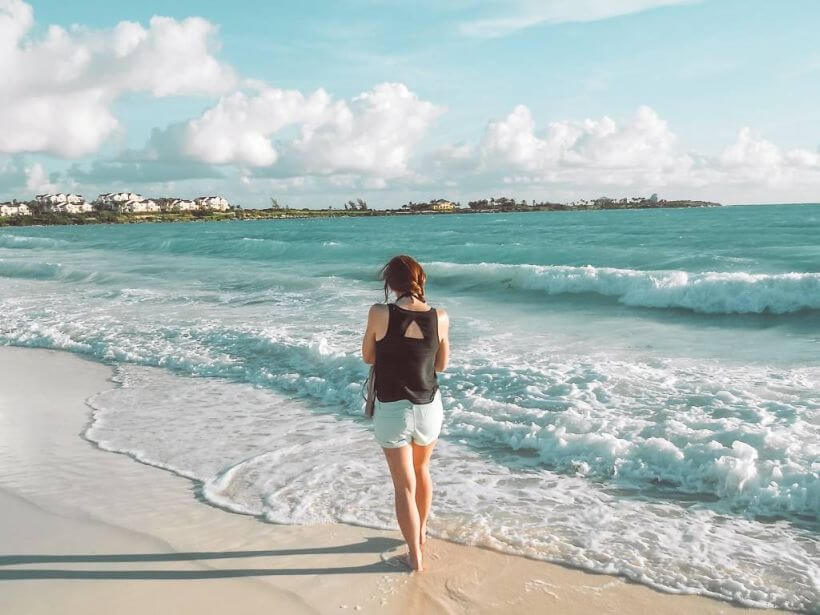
[379,255,427,303]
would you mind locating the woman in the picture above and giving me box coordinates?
[361,255,450,572]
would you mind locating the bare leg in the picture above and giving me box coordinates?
[411,439,437,547]
[382,445,423,571]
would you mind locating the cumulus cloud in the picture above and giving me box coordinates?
[715,127,820,187]
[0,156,62,195]
[430,105,820,199]
[0,0,236,158]
[128,82,444,180]
[719,127,782,170]
[459,0,696,37]
[283,83,444,177]
[182,87,336,167]
[24,162,57,193]
[59,103,820,205]
[463,104,692,188]
[481,104,683,171]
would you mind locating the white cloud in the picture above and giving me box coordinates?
[430,105,820,201]
[144,82,444,179]
[459,0,696,38]
[0,156,65,196]
[715,127,820,187]
[182,87,336,167]
[268,176,310,191]
[477,104,690,181]
[719,127,782,169]
[0,0,236,158]
[24,162,56,193]
[284,83,444,177]
[36,98,820,206]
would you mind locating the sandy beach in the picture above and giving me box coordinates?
[0,346,794,614]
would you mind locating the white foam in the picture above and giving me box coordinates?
[84,365,819,611]
[0,234,68,249]
[445,352,820,519]
[2,292,817,520]
[426,261,820,314]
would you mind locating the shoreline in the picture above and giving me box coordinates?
[3,201,818,229]
[0,345,795,614]
[0,200,723,228]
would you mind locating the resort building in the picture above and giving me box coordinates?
[169,199,199,212]
[35,193,91,213]
[92,193,228,213]
[96,193,160,213]
[431,199,456,211]
[0,202,32,216]
[63,201,93,214]
[195,196,230,211]
[96,192,144,207]
[35,193,85,205]
[112,199,161,214]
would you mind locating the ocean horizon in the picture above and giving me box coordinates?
[1,203,818,611]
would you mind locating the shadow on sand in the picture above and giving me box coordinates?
[0,536,406,580]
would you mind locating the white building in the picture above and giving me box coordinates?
[35,193,85,205]
[63,201,93,214]
[97,193,159,213]
[169,199,199,212]
[96,192,144,207]
[113,199,160,214]
[195,196,230,211]
[136,200,161,213]
[35,193,90,213]
[0,202,32,216]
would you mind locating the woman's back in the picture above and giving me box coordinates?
[374,303,440,404]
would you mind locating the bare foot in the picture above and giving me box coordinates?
[384,550,424,572]
[408,551,424,572]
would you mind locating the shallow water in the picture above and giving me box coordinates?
[1,204,818,611]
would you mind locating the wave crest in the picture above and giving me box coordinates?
[426,261,820,314]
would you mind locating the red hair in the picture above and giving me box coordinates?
[379,255,426,303]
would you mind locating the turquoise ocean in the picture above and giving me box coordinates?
[1,204,818,611]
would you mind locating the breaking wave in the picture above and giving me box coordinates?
[426,261,820,314]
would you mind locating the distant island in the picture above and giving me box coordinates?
[0,192,720,227]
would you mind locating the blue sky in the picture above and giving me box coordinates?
[2,0,820,206]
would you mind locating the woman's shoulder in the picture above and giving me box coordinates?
[434,307,449,324]
[368,303,389,319]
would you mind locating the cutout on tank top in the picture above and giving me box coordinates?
[403,319,425,339]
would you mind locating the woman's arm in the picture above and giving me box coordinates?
[361,304,380,364]
[434,308,450,372]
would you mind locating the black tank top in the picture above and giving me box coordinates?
[374,298,440,404]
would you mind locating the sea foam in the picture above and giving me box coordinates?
[85,364,820,612]
[426,261,820,314]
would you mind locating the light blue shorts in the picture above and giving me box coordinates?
[373,389,444,449]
